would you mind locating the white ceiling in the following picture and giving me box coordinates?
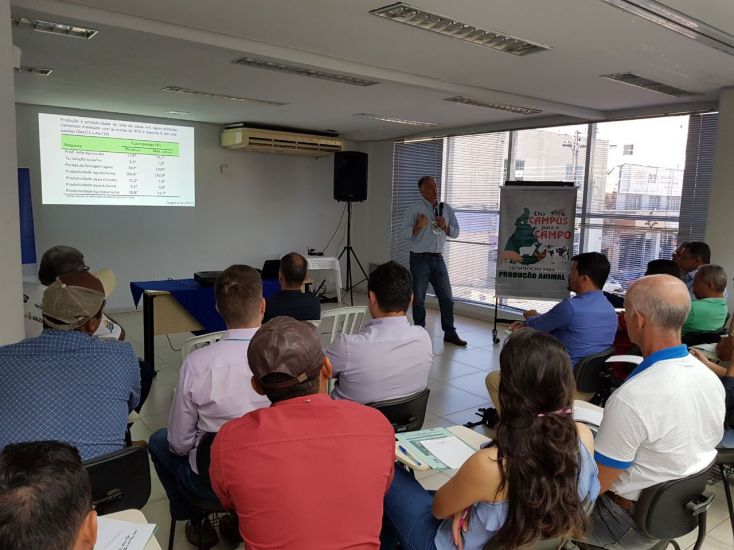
[10,0,734,141]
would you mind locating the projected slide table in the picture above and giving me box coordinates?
[39,114,195,206]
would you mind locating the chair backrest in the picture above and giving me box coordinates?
[182,330,226,360]
[196,432,217,488]
[634,460,715,540]
[366,388,430,433]
[574,346,616,394]
[319,306,368,345]
[83,446,151,515]
[682,330,724,347]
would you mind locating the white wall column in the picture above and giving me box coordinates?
[705,87,734,298]
[0,0,24,344]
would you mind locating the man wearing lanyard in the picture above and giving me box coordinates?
[401,176,466,346]
[148,264,270,548]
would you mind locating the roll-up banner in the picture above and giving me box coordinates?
[496,182,577,300]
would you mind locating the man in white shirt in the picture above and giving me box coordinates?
[326,261,432,404]
[588,274,725,549]
[148,265,270,547]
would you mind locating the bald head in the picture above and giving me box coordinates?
[625,275,691,332]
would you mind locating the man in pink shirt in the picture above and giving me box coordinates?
[148,265,269,547]
[210,317,396,550]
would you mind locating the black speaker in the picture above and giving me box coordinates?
[334,151,368,202]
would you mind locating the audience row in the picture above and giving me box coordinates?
[0,241,732,549]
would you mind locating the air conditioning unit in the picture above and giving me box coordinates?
[221,126,343,157]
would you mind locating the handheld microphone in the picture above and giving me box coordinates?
[439,202,444,217]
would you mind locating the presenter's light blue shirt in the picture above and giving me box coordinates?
[400,198,460,254]
[525,289,617,367]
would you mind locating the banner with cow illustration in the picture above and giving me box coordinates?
[496,183,577,300]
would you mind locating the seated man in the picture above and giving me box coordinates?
[683,263,728,335]
[148,265,270,547]
[589,275,724,549]
[210,317,395,549]
[675,241,711,295]
[326,261,432,404]
[23,245,152,411]
[645,258,681,279]
[486,252,617,410]
[263,252,320,322]
[610,258,685,382]
[0,441,98,550]
[0,271,140,460]
[24,245,123,340]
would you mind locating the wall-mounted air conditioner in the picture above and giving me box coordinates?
[221,126,343,157]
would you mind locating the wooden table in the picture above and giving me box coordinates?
[142,290,203,369]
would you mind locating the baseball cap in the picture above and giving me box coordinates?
[247,316,324,390]
[42,271,106,330]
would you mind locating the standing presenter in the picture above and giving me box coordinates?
[401,176,466,346]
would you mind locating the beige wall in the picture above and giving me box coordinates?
[706,87,734,300]
[0,0,24,344]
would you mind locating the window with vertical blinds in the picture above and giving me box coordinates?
[679,112,718,242]
[583,116,690,288]
[390,139,443,269]
[443,133,509,303]
[389,113,716,312]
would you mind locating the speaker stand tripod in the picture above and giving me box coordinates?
[337,201,368,305]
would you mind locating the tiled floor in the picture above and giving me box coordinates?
[111,297,734,550]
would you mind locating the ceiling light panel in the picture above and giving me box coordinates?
[353,113,438,126]
[15,66,53,76]
[444,96,542,115]
[12,16,98,39]
[162,86,287,106]
[370,2,550,56]
[600,73,700,97]
[232,57,379,87]
[598,0,734,57]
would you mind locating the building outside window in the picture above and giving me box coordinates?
[390,114,713,313]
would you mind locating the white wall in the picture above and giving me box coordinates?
[0,0,24,344]
[706,87,734,297]
[357,139,395,268]
[16,103,351,310]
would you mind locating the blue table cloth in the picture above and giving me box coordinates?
[130,278,281,333]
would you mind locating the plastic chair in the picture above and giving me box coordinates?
[577,460,715,550]
[574,347,616,400]
[715,447,734,542]
[366,388,430,433]
[182,331,225,360]
[167,432,228,550]
[634,460,715,549]
[83,446,151,515]
[319,306,368,345]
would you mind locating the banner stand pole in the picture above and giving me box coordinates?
[492,297,500,344]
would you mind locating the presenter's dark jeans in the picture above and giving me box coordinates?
[410,252,457,336]
[148,428,220,521]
